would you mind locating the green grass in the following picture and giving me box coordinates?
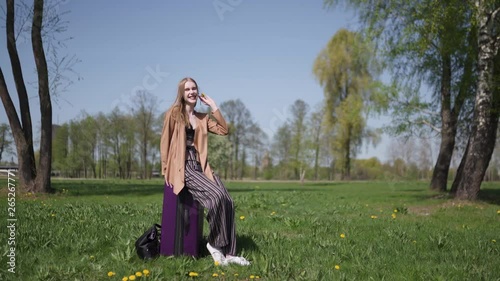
[0,179,499,280]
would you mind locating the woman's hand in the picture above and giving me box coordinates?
[199,93,218,112]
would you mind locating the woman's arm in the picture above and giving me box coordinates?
[207,108,229,135]
[199,94,228,136]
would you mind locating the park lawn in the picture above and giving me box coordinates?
[0,179,499,281]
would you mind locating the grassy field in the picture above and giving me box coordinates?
[0,178,499,281]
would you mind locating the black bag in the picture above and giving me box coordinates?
[135,224,161,260]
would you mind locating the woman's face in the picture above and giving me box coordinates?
[183,81,198,106]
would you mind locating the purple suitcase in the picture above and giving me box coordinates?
[160,183,204,257]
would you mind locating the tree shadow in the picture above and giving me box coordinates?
[479,188,500,205]
[51,181,164,197]
[229,187,328,193]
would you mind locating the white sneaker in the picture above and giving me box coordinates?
[206,243,228,266]
[225,255,251,266]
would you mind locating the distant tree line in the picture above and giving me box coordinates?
[1,0,499,201]
[3,92,499,182]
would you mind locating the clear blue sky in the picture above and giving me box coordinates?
[0,0,390,161]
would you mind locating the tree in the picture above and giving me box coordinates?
[52,123,68,176]
[219,99,253,179]
[271,122,292,179]
[451,1,500,200]
[313,28,380,179]
[246,122,268,180]
[105,108,137,179]
[325,0,477,191]
[0,0,51,192]
[130,90,159,179]
[208,133,232,179]
[288,99,310,180]
[95,112,110,178]
[0,0,77,192]
[307,104,325,180]
[0,123,14,163]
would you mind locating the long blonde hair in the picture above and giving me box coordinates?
[170,77,198,126]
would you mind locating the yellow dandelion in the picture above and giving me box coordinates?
[234,273,239,277]
[394,209,398,213]
[240,216,245,220]
[122,277,129,281]
[221,272,225,276]
[340,233,346,239]
[256,276,260,279]
[214,261,220,266]
[497,210,500,214]
[250,275,255,279]
[189,272,199,277]
[135,272,142,277]
[142,269,150,276]
[371,215,378,219]
[271,211,276,215]
[212,273,219,277]
[107,271,116,277]
[129,275,136,281]
[412,240,417,244]
[89,255,95,260]
[51,214,56,217]
[391,213,397,219]
[335,265,340,270]
[492,239,497,243]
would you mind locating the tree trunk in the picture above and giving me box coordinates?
[253,155,258,180]
[314,144,320,180]
[32,0,53,193]
[430,55,455,192]
[1,1,38,191]
[451,3,500,200]
[343,125,352,180]
[450,137,469,195]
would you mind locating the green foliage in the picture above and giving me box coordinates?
[324,0,477,139]
[219,99,254,180]
[313,29,381,178]
[208,133,232,177]
[1,179,499,280]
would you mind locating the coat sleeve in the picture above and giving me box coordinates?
[207,108,229,136]
[160,109,175,176]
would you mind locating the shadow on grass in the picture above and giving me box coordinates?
[196,234,258,259]
[229,187,328,193]
[52,181,164,197]
[389,187,500,206]
[479,188,500,205]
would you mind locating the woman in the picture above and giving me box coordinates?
[160,77,250,266]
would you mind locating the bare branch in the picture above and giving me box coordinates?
[491,7,500,22]
[417,119,442,133]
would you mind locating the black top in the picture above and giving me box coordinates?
[186,125,195,144]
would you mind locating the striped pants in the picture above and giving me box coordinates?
[184,146,236,256]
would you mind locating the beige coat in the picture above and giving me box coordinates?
[160,106,228,195]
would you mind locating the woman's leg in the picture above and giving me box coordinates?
[184,150,236,256]
[185,169,236,255]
